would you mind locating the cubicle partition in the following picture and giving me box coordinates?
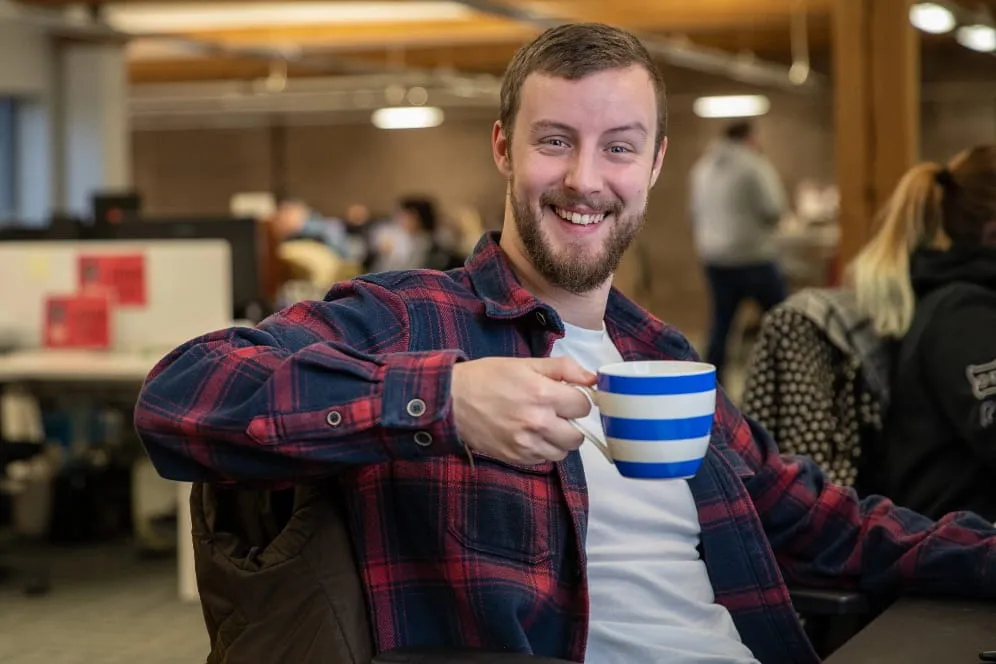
[97,217,266,322]
[0,238,234,602]
[0,239,232,352]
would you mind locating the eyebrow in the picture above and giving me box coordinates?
[529,120,649,138]
[604,122,649,138]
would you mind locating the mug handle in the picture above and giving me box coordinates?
[568,385,614,465]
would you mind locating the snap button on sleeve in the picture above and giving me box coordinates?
[414,431,433,447]
[406,398,427,418]
[326,410,342,427]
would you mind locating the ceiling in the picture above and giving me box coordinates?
[11,0,995,127]
[15,0,846,84]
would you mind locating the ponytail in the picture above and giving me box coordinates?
[849,163,949,338]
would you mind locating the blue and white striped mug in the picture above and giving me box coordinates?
[570,360,717,480]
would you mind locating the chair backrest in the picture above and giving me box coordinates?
[189,481,375,664]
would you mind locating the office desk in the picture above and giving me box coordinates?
[0,348,197,602]
[0,348,159,383]
[825,597,996,663]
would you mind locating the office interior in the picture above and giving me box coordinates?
[0,0,994,662]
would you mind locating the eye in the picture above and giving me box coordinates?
[542,138,569,148]
[608,145,632,154]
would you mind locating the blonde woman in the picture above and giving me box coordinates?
[851,145,996,520]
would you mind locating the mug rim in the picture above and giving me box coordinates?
[597,360,716,378]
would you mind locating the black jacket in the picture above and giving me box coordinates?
[881,247,996,521]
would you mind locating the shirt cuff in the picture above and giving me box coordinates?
[378,349,466,459]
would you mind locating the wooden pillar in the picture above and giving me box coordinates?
[833,0,920,270]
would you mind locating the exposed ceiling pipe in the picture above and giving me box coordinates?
[789,0,812,85]
[451,0,826,92]
[128,65,504,122]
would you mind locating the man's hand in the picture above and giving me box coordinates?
[450,356,596,465]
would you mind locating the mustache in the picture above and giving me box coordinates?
[540,191,622,215]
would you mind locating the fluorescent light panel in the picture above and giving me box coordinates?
[371,106,444,130]
[909,3,956,34]
[103,2,474,34]
[956,24,996,52]
[692,95,770,119]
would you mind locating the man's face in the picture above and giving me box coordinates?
[493,65,666,294]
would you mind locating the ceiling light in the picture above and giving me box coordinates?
[909,3,956,34]
[371,106,444,130]
[956,24,996,52]
[103,2,474,34]
[692,95,770,119]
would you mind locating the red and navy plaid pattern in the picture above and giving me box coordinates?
[136,232,996,663]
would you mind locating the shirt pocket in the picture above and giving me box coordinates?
[446,452,558,565]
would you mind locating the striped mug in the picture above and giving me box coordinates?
[570,360,717,480]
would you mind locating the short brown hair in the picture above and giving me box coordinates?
[499,23,667,153]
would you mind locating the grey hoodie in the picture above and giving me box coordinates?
[689,139,787,266]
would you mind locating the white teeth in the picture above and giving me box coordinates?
[553,206,606,225]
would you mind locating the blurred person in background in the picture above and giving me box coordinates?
[690,120,789,383]
[340,202,384,271]
[448,205,488,259]
[271,196,350,257]
[851,145,996,521]
[373,195,460,272]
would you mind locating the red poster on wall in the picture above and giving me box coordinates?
[43,293,112,350]
[78,253,147,306]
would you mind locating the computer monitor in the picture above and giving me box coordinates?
[0,216,83,241]
[92,191,142,227]
[98,217,265,321]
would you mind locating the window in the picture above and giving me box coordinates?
[0,98,15,223]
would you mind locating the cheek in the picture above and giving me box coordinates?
[516,158,563,194]
[613,169,654,206]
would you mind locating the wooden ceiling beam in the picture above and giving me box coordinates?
[497,0,834,30]
[172,17,537,49]
[127,21,837,85]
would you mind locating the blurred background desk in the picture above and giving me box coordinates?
[825,597,996,663]
[0,347,199,602]
[0,239,236,603]
[0,348,158,383]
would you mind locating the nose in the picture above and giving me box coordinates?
[564,145,602,197]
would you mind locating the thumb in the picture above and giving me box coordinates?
[529,356,597,385]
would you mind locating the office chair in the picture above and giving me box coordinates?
[189,481,884,663]
[0,439,52,596]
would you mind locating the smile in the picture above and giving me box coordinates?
[552,206,606,226]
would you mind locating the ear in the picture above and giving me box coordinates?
[493,121,512,177]
[649,136,668,189]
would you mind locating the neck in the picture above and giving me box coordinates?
[499,222,612,331]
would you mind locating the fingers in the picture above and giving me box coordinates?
[514,431,580,465]
[542,418,586,453]
[512,409,585,463]
[522,441,573,465]
[529,356,597,386]
[549,383,593,420]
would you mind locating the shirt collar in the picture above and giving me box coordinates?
[464,232,674,361]
[465,231,551,321]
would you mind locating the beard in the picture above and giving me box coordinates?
[510,180,646,294]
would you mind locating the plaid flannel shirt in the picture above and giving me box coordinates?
[135,232,996,663]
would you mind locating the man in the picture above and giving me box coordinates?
[135,23,996,664]
[690,120,789,383]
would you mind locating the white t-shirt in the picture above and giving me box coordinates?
[549,321,759,664]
